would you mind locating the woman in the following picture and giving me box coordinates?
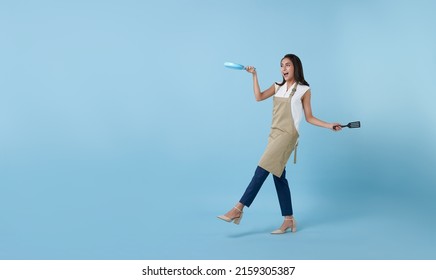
[217,54,342,234]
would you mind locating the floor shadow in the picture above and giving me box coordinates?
[226,225,284,238]
[300,207,369,230]
[225,209,368,238]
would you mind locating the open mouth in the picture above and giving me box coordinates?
[283,72,289,78]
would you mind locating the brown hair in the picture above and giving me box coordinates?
[276,54,310,87]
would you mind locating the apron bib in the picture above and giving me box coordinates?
[258,84,299,177]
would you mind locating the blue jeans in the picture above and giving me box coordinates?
[239,166,293,216]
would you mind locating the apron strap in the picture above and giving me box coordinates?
[291,83,299,164]
[290,83,298,97]
[293,142,298,164]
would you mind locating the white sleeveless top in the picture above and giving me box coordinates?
[274,82,310,133]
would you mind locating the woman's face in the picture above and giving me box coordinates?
[280,57,294,82]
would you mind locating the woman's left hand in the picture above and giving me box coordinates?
[332,123,342,131]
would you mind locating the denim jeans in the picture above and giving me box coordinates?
[239,166,293,216]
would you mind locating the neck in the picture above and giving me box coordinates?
[286,79,296,89]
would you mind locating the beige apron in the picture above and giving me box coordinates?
[258,84,299,177]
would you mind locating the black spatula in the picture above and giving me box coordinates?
[334,121,360,130]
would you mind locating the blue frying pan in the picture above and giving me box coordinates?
[224,62,246,70]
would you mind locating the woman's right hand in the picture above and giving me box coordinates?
[245,66,256,74]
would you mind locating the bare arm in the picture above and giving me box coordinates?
[302,90,342,131]
[246,66,276,101]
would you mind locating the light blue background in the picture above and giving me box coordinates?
[1,0,435,259]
